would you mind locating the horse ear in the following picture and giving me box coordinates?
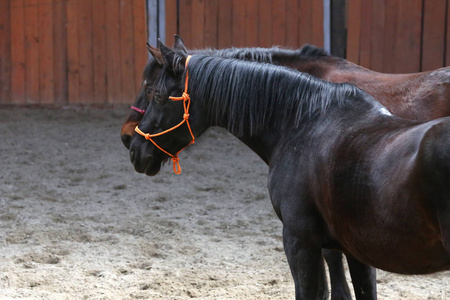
[146,43,163,66]
[158,39,175,67]
[173,34,187,53]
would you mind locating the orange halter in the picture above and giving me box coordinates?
[135,55,194,174]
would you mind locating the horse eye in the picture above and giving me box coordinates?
[145,86,153,96]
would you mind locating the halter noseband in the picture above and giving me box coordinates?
[135,55,194,174]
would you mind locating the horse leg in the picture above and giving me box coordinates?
[323,249,352,300]
[283,225,328,300]
[346,254,377,300]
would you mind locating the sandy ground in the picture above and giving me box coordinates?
[0,106,449,300]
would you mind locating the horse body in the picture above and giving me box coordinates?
[129,49,450,299]
[276,51,450,121]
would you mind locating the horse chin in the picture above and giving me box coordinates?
[143,159,162,176]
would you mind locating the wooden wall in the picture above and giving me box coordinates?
[347,0,450,73]
[164,0,324,50]
[0,0,148,105]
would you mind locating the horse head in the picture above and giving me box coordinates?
[129,39,208,176]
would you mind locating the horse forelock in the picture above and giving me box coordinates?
[186,55,358,137]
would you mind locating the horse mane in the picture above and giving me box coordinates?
[185,55,360,137]
[298,44,330,59]
[143,44,333,81]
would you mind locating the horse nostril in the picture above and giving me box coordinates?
[121,134,132,149]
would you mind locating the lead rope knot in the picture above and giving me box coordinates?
[172,156,181,174]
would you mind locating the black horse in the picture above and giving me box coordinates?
[129,43,450,299]
[123,39,375,300]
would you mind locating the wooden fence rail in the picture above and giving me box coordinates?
[0,0,148,105]
[347,0,450,73]
[1,0,449,105]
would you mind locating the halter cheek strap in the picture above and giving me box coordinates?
[135,55,193,174]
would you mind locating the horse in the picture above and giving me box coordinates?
[124,40,376,299]
[121,37,450,150]
[122,39,372,300]
[128,43,450,299]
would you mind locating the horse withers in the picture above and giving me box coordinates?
[129,42,450,299]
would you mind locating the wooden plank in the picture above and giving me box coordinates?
[106,0,122,103]
[382,0,399,73]
[179,0,192,47]
[271,0,285,46]
[285,0,299,48]
[78,0,94,103]
[244,0,259,47]
[165,0,178,44]
[358,0,372,68]
[191,0,205,48]
[394,0,422,73]
[24,0,40,104]
[133,0,148,90]
[311,0,323,47]
[421,0,446,71]
[346,0,362,63]
[52,0,68,105]
[232,0,245,47]
[120,0,136,103]
[92,0,107,104]
[38,0,54,104]
[10,0,26,104]
[218,0,232,48]
[446,0,450,66]
[204,0,219,48]
[258,0,272,47]
[298,0,312,45]
[66,0,79,103]
[370,0,385,71]
[0,0,11,104]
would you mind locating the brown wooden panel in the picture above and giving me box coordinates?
[52,0,68,104]
[106,0,122,103]
[298,0,312,45]
[191,0,205,48]
[346,0,362,64]
[232,0,245,47]
[0,0,11,104]
[218,0,232,48]
[179,0,192,47]
[38,0,54,104]
[446,0,450,66]
[285,0,299,48]
[133,0,148,90]
[165,0,178,43]
[78,0,94,103]
[370,0,385,71]
[244,0,259,47]
[382,0,399,73]
[359,0,372,68]
[120,0,136,103]
[92,0,107,103]
[271,0,286,46]
[421,0,446,71]
[394,0,422,73]
[24,0,40,104]
[311,0,323,47]
[258,0,272,47]
[204,0,219,48]
[66,0,79,103]
[10,0,26,104]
